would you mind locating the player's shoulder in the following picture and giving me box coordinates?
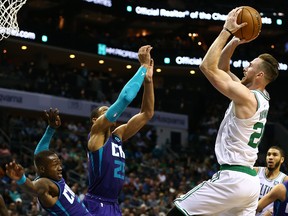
[253,166,263,174]
[34,177,57,194]
[282,174,288,182]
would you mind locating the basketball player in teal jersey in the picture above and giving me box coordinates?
[255,146,288,216]
[28,45,154,216]
[6,108,92,216]
[168,7,279,215]
[6,154,92,216]
[83,45,154,216]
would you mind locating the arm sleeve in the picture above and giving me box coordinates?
[105,66,147,122]
[34,126,55,155]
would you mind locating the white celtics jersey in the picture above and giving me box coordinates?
[256,166,286,216]
[215,90,270,168]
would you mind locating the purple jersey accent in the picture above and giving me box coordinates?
[84,193,122,216]
[273,181,288,216]
[85,134,125,200]
[39,178,91,216]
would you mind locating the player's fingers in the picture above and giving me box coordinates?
[150,58,154,67]
[8,161,16,169]
[139,45,148,53]
[53,108,59,115]
[235,8,243,17]
[239,22,248,27]
[147,46,153,53]
[56,116,61,123]
[142,45,152,52]
[44,110,49,118]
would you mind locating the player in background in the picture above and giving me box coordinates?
[6,108,92,216]
[83,45,154,216]
[255,146,288,216]
[257,180,288,216]
[167,7,279,216]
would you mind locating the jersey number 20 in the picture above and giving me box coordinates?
[248,122,264,149]
[114,160,125,180]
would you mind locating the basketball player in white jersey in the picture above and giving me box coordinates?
[255,146,288,216]
[167,7,279,216]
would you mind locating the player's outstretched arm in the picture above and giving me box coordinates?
[115,59,155,141]
[6,161,43,196]
[34,108,61,155]
[104,45,152,123]
[88,46,153,151]
[199,8,250,102]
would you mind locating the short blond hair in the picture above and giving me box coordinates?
[258,53,279,83]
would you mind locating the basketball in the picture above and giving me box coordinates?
[233,6,262,40]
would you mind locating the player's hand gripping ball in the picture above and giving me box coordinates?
[233,6,262,40]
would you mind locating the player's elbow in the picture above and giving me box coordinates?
[145,109,154,120]
[199,61,210,74]
[199,62,206,72]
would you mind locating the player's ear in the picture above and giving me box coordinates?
[256,71,264,78]
[37,165,45,174]
[281,156,284,163]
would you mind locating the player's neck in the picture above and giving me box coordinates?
[265,167,280,179]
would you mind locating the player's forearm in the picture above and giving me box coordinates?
[34,126,55,155]
[140,80,154,119]
[218,39,238,72]
[17,175,39,196]
[105,66,147,122]
[257,198,272,214]
[200,29,231,76]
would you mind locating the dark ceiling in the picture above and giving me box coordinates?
[1,0,287,77]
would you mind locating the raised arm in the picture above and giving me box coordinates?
[218,35,254,82]
[218,37,241,82]
[116,58,155,141]
[104,45,152,123]
[199,7,257,117]
[88,45,152,151]
[34,108,61,155]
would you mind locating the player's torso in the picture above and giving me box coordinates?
[41,178,90,216]
[216,90,270,167]
[258,167,286,198]
[87,134,125,199]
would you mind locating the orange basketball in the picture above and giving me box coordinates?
[233,6,262,40]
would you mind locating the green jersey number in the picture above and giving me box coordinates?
[248,122,264,148]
